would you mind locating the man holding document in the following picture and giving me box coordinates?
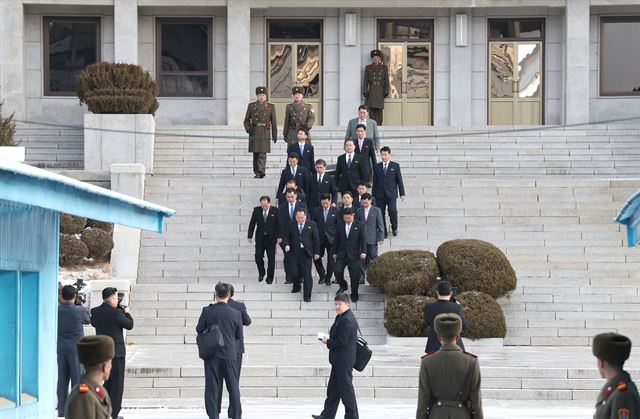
[313,294,360,419]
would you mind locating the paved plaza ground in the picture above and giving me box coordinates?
[121,398,595,418]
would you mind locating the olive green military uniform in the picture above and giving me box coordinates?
[416,314,483,419]
[283,86,315,145]
[65,374,112,419]
[363,50,389,126]
[244,86,278,178]
[592,333,640,419]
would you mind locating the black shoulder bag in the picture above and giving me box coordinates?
[354,323,372,372]
[196,322,225,360]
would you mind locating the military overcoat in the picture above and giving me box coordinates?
[65,374,112,419]
[363,63,390,109]
[283,101,315,144]
[594,371,640,419]
[243,101,277,153]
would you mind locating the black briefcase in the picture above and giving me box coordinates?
[354,325,372,372]
[196,324,225,360]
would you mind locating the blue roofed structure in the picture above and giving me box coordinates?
[0,160,174,419]
[615,188,640,247]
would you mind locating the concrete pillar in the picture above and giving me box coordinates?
[564,0,590,124]
[339,9,362,125]
[449,11,472,126]
[114,0,139,63]
[0,1,26,120]
[227,0,251,126]
[110,164,145,283]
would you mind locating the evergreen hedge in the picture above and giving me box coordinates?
[367,250,439,297]
[456,291,507,339]
[384,295,435,337]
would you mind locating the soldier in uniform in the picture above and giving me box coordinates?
[65,335,114,419]
[416,313,483,419]
[283,86,315,145]
[244,86,278,178]
[362,49,389,126]
[592,332,640,419]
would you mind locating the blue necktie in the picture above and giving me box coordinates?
[299,224,303,234]
[290,204,294,220]
[347,155,352,168]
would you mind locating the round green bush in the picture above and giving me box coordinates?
[60,213,88,235]
[384,295,435,337]
[76,62,159,114]
[81,228,114,259]
[87,219,114,234]
[367,250,439,297]
[456,291,507,339]
[436,239,516,299]
[59,234,89,266]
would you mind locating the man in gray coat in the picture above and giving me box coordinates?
[345,105,380,151]
[356,193,384,284]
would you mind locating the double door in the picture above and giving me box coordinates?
[379,42,432,126]
[489,42,543,125]
[268,42,322,125]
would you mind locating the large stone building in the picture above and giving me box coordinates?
[0,1,639,168]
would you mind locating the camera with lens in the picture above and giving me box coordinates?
[72,278,88,306]
[117,291,127,310]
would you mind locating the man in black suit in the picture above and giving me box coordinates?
[353,183,376,209]
[248,195,282,284]
[313,293,359,419]
[286,128,315,174]
[276,152,311,202]
[373,146,406,238]
[334,139,366,194]
[332,208,367,302]
[196,282,243,419]
[279,188,308,284]
[353,124,377,186]
[284,208,320,302]
[277,179,307,207]
[309,159,338,209]
[336,191,355,219]
[312,194,339,286]
[424,280,469,353]
[57,284,91,417]
[217,284,251,419]
[91,287,134,419]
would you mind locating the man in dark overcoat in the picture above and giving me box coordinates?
[362,49,389,125]
[283,86,315,145]
[244,86,278,178]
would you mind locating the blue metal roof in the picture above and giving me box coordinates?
[0,160,175,233]
[615,188,640,248]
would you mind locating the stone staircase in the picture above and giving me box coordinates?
[124,124,640,401]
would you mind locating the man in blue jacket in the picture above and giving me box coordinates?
[313,293,359,419]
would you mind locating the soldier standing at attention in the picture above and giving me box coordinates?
[416,313,483,419]
[64,335,115,419]
[592,333,640,419]
[363,49,389,126]
[283,86,315,145]
[244,86,277,178]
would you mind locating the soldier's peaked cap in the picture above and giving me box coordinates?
[434,313,462,339]
[292,86,304,94]
[76,335,115,366]
[370,49,382,58]
[256,86,267,95]
[593,332,632,366]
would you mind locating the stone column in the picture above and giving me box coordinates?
[564,0,590,125]
[227,0,251,125]
[110,164,145,284]
[114,0,139,64]
[0,1,26,120]
[339,9,362,125]
[449,11,472,126]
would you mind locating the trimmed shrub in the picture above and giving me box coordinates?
[76,62,159,114]
[457,291,507,339]
[60,214,88,235]
[81,228,114,259]
[384,295,435,337]
[367,250,439,297]
[59,234,89,266]
[0,99,16,146]
[87,219,114,234]
[436,239,516,299]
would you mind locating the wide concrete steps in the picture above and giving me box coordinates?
[153,124,640,178]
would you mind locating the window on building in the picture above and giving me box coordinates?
[0,271,39,410]
[488,19,544,40]
[268,20,323,40]
[600,17,640,96]
[377,19,434,41]
[43,17,101,96]
[156,19,213,97]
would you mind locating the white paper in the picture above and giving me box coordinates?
[317,332,329,340]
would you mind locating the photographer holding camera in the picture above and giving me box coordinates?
[57,284,91,417]
[91,287,134,419]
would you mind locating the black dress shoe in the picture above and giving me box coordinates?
[392,229,398,237]
[304,297,311,302]
[311,415,328,419]
[324,278,332,286]
[351,294,359,303]
[336,288,347,295]
[258,275,265,282]
[384,232,389,239]
[266,278,273,284]
[291,287,301,293]
[254,174,260,178]
[317,277,325,285]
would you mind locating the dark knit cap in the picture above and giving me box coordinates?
[434,313,462,339]
[76,335,115,366]
[592,333,631,366]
